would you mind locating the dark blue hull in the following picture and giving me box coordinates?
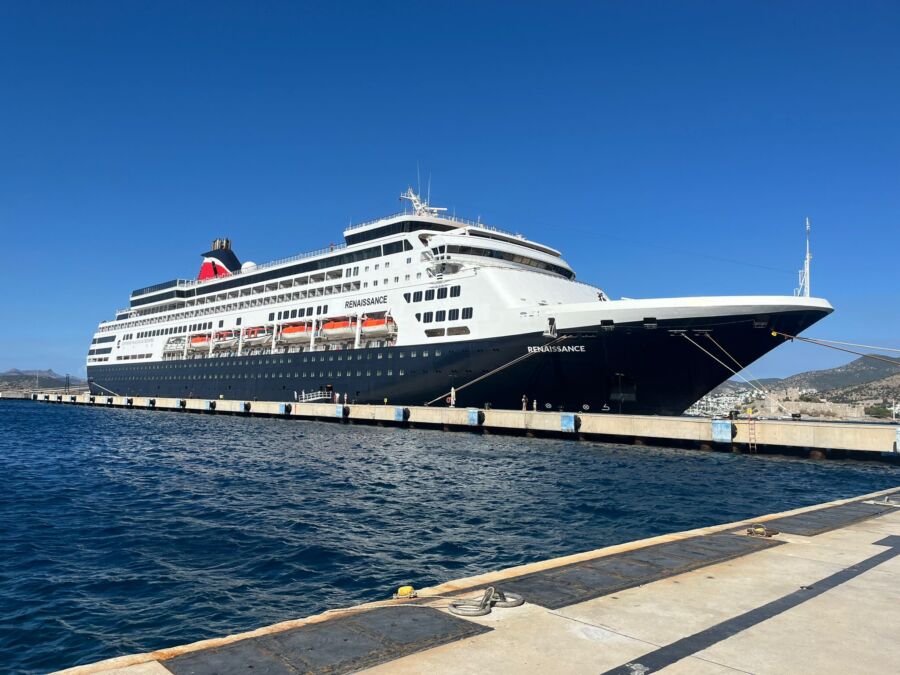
[87,308,828,415]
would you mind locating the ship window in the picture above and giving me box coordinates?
[413,291,422,302]
[462,307,473,320]
[236,318,241,326]
[219,320,224,328]
[373,280,378,286]
[291,309,298,319]
[277,311,282,320]
[425,289,435,301]
[423,312,433,323]
[425,328,445,338]
[435,310,446,322]
[323,305,328,313]
[437,287,448,299]
[403,293,411,303]
[450,286,461,297]
[448,326,470,336]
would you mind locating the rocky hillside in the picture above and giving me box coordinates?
[711,354,900,398]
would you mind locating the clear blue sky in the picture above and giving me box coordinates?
[1,1,898,379]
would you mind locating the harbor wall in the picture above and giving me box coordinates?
[24,392,900,459]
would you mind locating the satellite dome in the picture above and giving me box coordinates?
[241,261,257,271]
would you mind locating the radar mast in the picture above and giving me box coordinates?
[400,186,447,217]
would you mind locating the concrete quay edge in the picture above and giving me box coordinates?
[54,484,900,675]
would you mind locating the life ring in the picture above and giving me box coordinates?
[445,396,452,405]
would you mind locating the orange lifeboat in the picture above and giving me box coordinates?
[321,319,356,340]
[280,323,311,344]
[361,316,395,337]
[189,334,211,351]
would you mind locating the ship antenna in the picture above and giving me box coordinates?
[794,217,812,297]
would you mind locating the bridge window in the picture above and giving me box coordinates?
[462,307,473,320]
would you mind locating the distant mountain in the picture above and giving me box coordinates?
[774,354,900,392]
[0,369,85,392]
[710,355,900,397]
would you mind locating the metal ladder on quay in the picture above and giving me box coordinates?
[748,417,758,453]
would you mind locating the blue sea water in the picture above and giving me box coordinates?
[0,401,897,673]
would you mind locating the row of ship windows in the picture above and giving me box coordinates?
[403,285,461,303]
[416,307,473,323]
[136,322,214,339]
[270,306,328,322]
[107,370,417,380]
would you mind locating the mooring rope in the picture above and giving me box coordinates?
[771,331,900,368]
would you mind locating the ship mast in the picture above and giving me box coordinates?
[795,217,812,297]
[400,186,447,217]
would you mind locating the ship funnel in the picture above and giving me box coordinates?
[198,238,241,280]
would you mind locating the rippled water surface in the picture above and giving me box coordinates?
[1,401,897,673]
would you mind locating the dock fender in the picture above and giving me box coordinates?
[206,400,216,411]
[44,394,50,401]
[243,401,252,413]
[31,393,38,401]
[148,398,156,408]
[178,399,187,409]
[89,396,96,404]
[69,396,76,403]
[561,412,579,433]
[106,397,113,405]
[56,394,62,402]
[279,403,293,415]
[467,409,485,426]
[394,406,410,422]
[126,397,133,407]
[338,405,350,419]
[711,419,736,443]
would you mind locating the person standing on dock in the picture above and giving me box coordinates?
[522,394,528,411]
[450,386,456,407]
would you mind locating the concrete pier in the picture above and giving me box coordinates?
[25,392,900,459]
[55,487,900,675]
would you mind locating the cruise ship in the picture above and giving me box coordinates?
[86,190,832,414]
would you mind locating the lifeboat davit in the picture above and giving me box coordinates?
[361,316,396,337]
[189,334,211,351]
[213,330,238,349]
[242,327,273,346]
[321,319,356,340]
[280,323,311,344]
